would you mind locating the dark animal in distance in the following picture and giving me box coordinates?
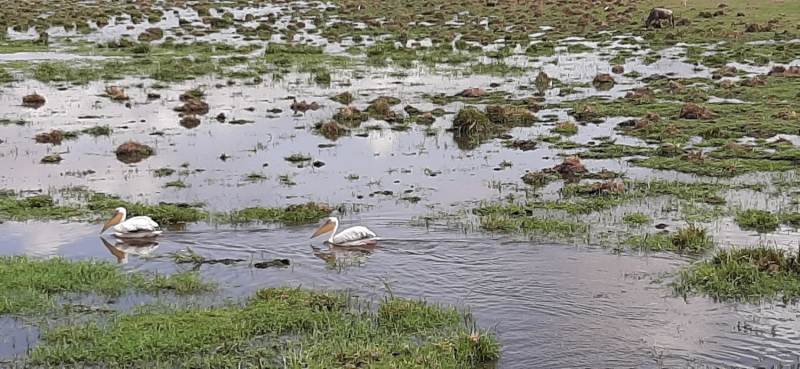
[644,7,675,28]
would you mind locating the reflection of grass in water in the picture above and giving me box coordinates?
[674,247,800,302]
[30,287,499,368]
[0,255,213,315]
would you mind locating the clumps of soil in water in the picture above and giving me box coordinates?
[718,80,736,88]
[625,88,654,103]
[509,140,537,151]
[34,130,64,145]
[681,149,708,163]
[105,87,129,101]
[291,98,319,112]
[553,121,578,135]
[534,72,550,92]
[768,66,800,78]
[593,73,615,89]
[485,105,536,125]
[679,103,714,119]
[253,259,291,268]
[179,90,209,115]
[41,153,63,164]
[727,142,753,151]
[713,66,738,78]
[147,92,161,99]
[333,106,368,127]
[115,141,155,164]
[611,65,624,74]
[22,93,45,107]
[454,88,486,98]
[315,120,347,140]
[573,105,598,121]
[330,92,354,105]
[180,116,201,129]
[744,77,767,87]
[216,113,226,122]
[551,155,587,175]
[668,80,684,92]
[451,106,490,133]
[366,98,402,123]
[746,23,776,33]
[587,180,626,195]
[138,27,164,42]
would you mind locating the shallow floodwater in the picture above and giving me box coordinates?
[3,220,800,368]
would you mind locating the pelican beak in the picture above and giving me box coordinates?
[100,210,123,234]
[311,220,334,239]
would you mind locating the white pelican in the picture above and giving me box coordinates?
[101,237,160,264]
[310,217,380,246]
[100,207,163,238]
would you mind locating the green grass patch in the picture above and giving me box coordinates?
[0,255,213,315]
[673,247,800,302]
[735,209,780,233]
[29,287,499,368]
[622,213,651,226]
[626,224,714,253]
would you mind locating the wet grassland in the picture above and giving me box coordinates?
[4,0,800,365]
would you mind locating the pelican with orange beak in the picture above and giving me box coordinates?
[310,217,380,246]
[100,207,163,238]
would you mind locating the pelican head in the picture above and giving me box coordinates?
[311,217,338,239]
[101,207,127,234]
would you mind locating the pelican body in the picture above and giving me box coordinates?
[311,217,379,246]
[100,207,163,238]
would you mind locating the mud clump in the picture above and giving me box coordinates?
[417,112,436,125]
[573,105,598,121]
[551,155,587,175]
[679,103,714,119]
[22,93,45,107]
[216,113,226,122]
[404,105,422,116]
[510,140,538,151]
[676,18,692,26]
[768,66,800,78]
[147,93,161,99]
[593,73,615,85]
[746,23,775,33]
[625,88,654,102]
[34,130,64,145]
[315,120,347,140]
[290,99,319,113]
[138,27,164,42]
[588,180,626,195]
[611,65,624,74]
[681,149,708,163]
[105,86,129,101]
[330,92,354,105]
[454,88,486,98]
[115,141,155,164]
[180,116,201,129]
[534,72,551,91]
[714,66,738,77]
[366,98,402,122]
[452,106,490,133]
[699,11,712,18]
[333,106,368,127]
[41,153,63,164]
[727,142,753,151]
[744,77,767,87]
[182,99,209,115]
[718,80,736,88]
[486,105,536,125]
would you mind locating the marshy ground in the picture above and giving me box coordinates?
[4,0,800,366]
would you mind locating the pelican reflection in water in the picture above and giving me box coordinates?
[101,237,159,264]
[312,244,377,267]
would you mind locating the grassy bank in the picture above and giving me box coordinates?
[0,255,213,315]
[674,247,800,302]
